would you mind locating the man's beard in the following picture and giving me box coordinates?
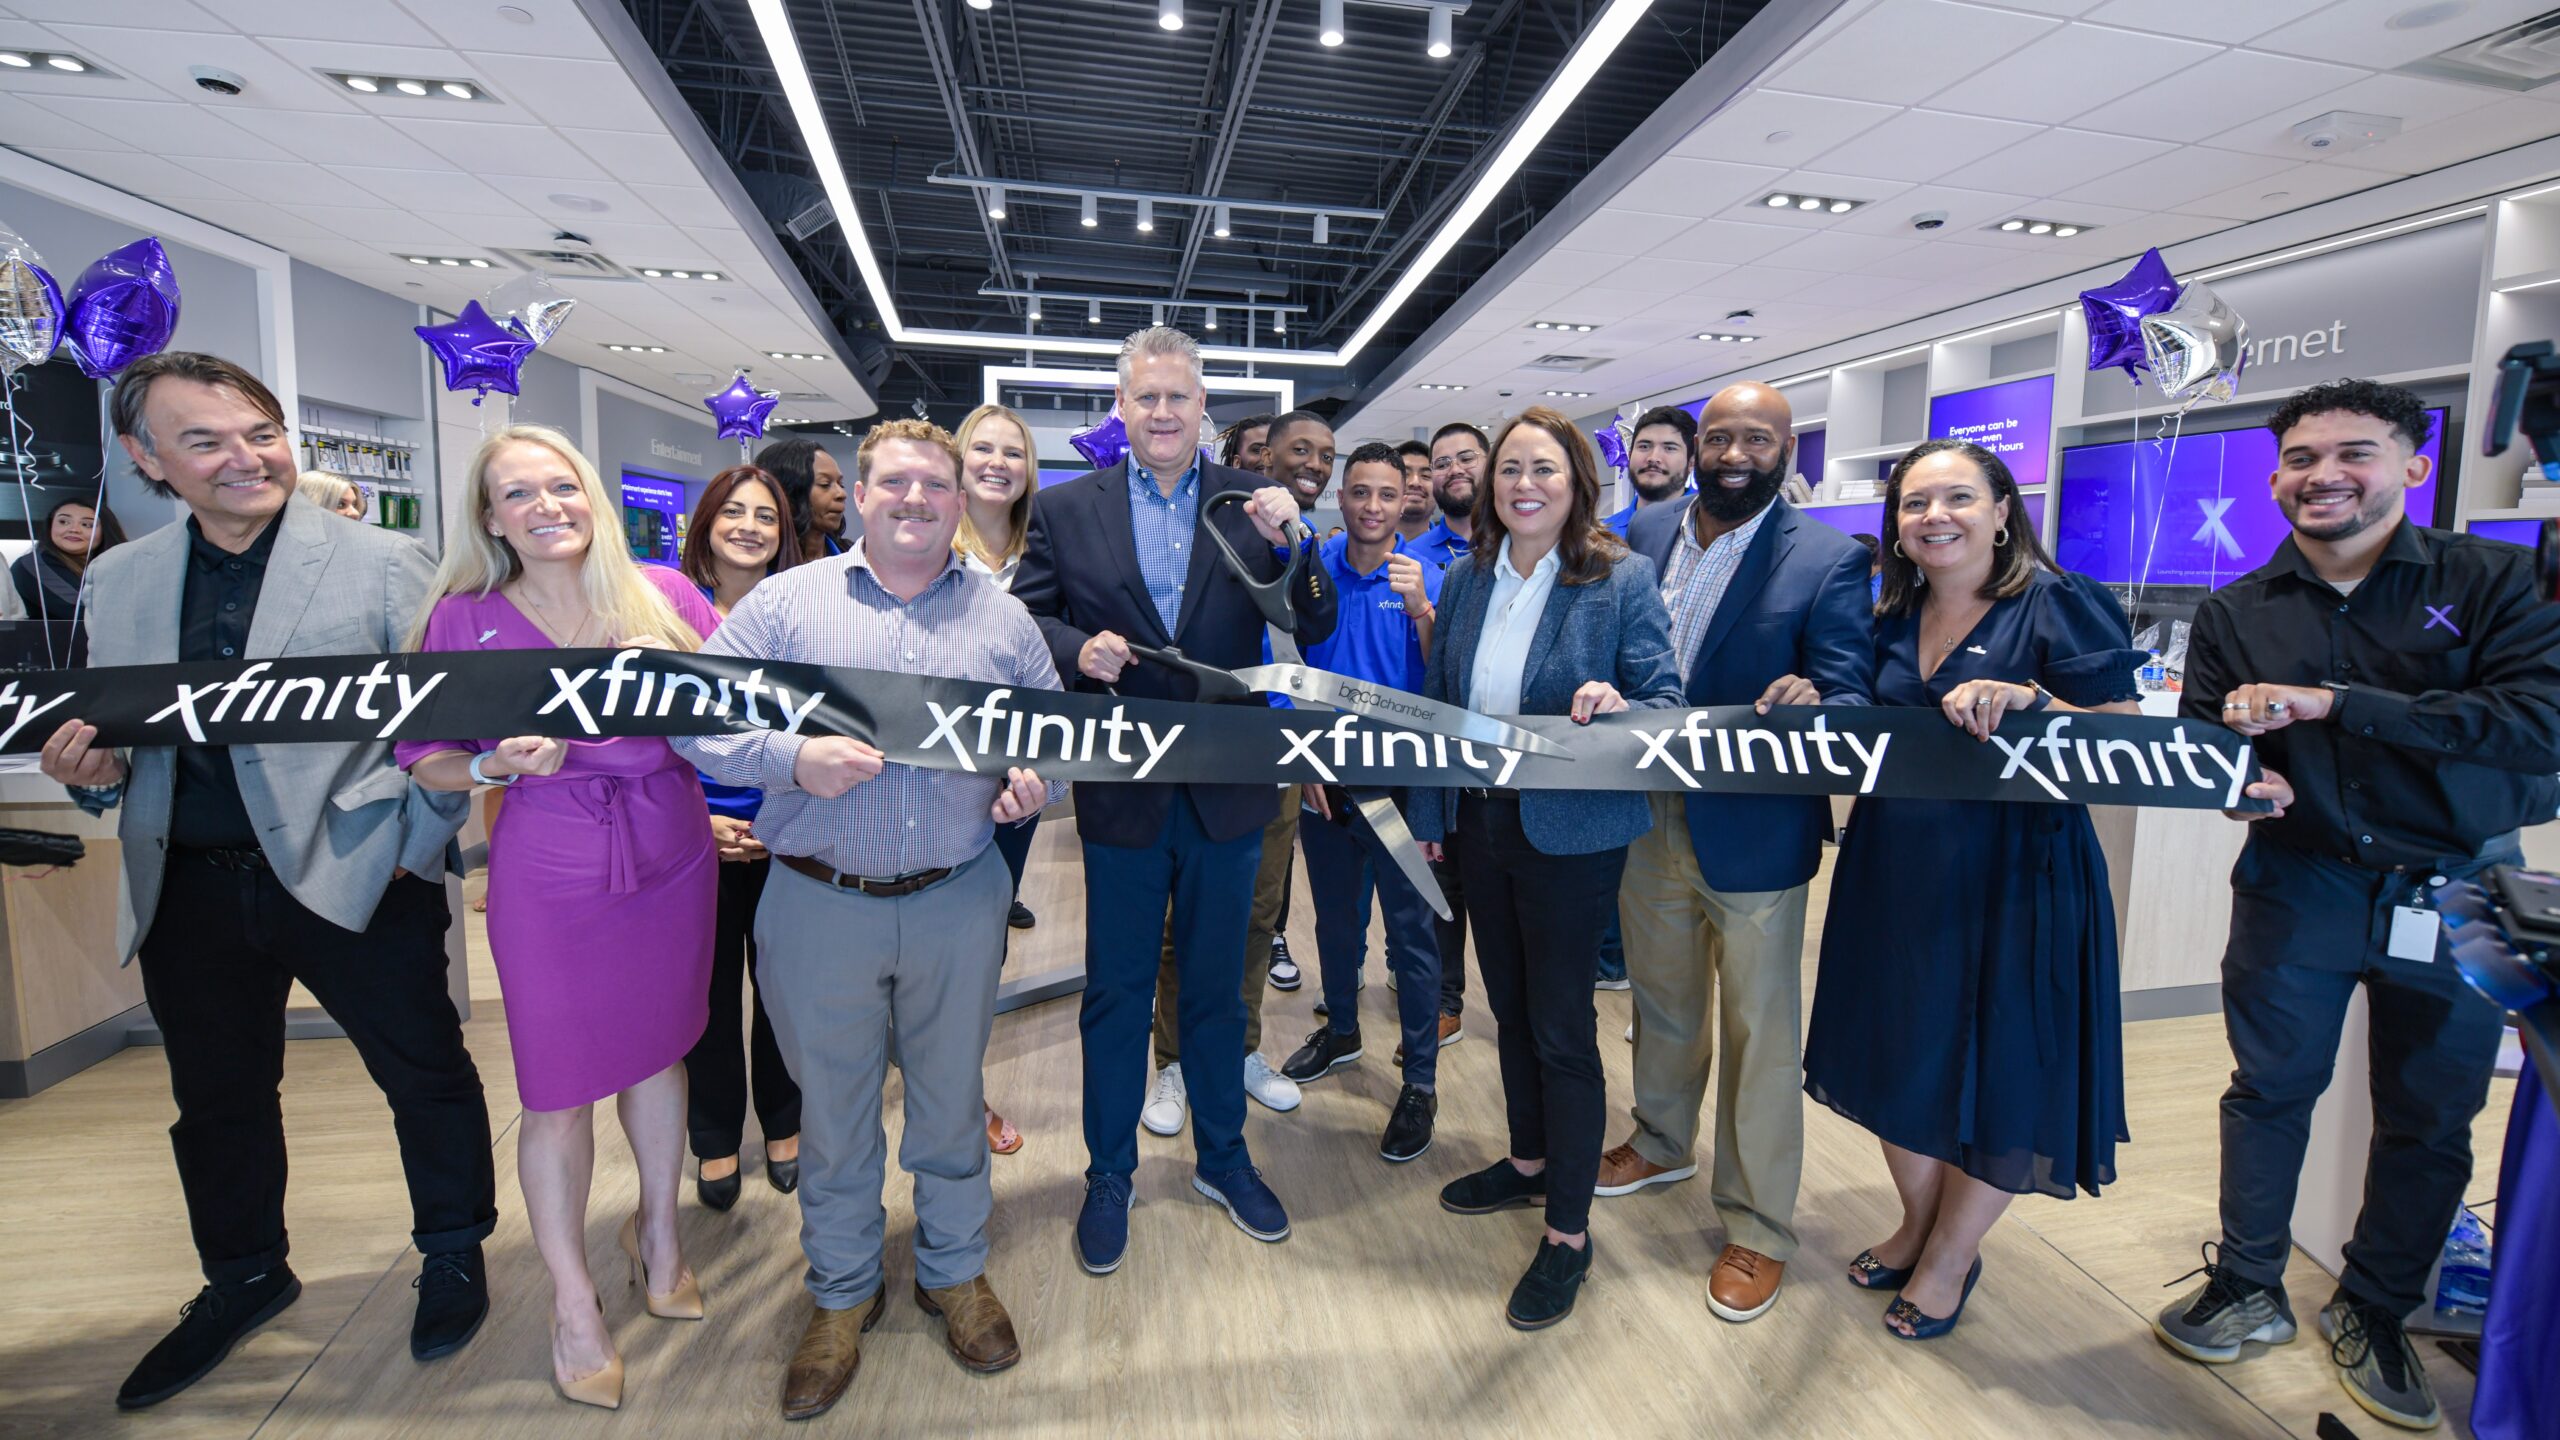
[1631,464,1687,504]
[1435,480,1474,520]
[1696,460,1784,522]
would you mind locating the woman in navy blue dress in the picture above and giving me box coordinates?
[1794,438,2143,1341]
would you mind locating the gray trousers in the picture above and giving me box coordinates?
[756,845,1010,1308]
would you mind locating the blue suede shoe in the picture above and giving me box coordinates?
[1884,1257,1983,1341]
[1075,1173,1134,1276]
[1193,1165,1290,1242]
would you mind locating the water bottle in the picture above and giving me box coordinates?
[2435,1206,2492,1317]
[2138,649,2167,693]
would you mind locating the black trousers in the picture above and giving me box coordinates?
[1433,827,1468,1016]
[993,813,1040,897]
[685,855,802,1159]
[136,856,497,1285]
[1457,795,1625,1236]
[2217,836,2513,1313]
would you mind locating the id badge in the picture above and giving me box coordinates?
[2387,906,2442,963]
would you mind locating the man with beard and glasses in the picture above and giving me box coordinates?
[1220,414,1275,477]
[1610,380,1875,1325]
[1396,440,1434,543]
[1607,405,1699,537]
[2155,379,2560,1433]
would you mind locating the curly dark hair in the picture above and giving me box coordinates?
[1218,413,1275,466]
[1343,440,1404,475]
[2266,378,2433,454]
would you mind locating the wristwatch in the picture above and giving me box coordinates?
[2020,680,2054,712]
[2322,680,2350,713]
[468,751,518,788]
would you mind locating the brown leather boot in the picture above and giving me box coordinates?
[780,1292,887,1421]
[913,1276,1021,1374]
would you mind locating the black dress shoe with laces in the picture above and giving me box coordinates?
[1379,1084,1436,1163]
[1439,1157,1548,1215]
[1008,900,1036,929]
[1279,1025,1362,1083]
[117,1267,302,1410]
[410,1246,489,1361]
[1507,1237,1593,1331]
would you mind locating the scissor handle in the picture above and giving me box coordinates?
[1201,490,1311,635]
[1124,643,1255,704]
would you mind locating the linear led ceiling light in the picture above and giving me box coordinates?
[743,0,1656,365]
[1695,331,1753,343]
[323,70,485,101]
[1993,216,2089,237]
[1529,320,1596,333]
[604,343,669,353]
[1761,191,1859,215]
[1416,382,1467,391]
[637,267,726,281]
[0,49,107,74]
[402,254,495,269]
[767,351,827,361]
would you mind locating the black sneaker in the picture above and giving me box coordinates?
[1280,1026,1362,1083]
[1379,1085,1436,1163]
[1267,935,1301,990]
[2322,1296,2442,1432]
[1007,900,1036,930]
[117,1267,303,1410]
[1507,1236,1592,1330]
[410,1246,489,1361]
[1440,1157,1546,1215]
[2152,1244,2297,1364]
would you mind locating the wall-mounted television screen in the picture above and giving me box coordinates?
[1927,374,2055,491]
[2466,517,2540,550]
[2055,408,2446,588]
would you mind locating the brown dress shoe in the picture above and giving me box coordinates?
[1707,1245,1785,1323]
[1592,1142,1699,1197]
[781,1292,887,1421]
[914,1276,1021,1373]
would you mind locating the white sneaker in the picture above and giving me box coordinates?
[1242,1052,1302,1112]
[1625,1021,1635,1043]
[1141,1062,1188,1136]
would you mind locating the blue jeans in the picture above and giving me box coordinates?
[1597,913,1626,983]
[1079,790,1261,1177]
[1299,793,1443,1088]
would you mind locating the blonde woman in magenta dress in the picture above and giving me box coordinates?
[399,425,718,1409]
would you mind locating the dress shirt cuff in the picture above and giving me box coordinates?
[758,732,811,794]
[2330,682,2426,749]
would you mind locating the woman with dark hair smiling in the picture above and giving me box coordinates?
[14,491,122,629]
[1410,404,1683,1331]
[1785,438,2143,1342]
[676,465,806,1211]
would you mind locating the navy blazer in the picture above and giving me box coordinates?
[1014,458,1337,847]
[1626,496,1876,892]
[1410,543,1684,856]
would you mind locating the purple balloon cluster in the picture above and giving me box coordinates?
[1070,414,1128,470]
[0,231,184,381]
[2076,247,2249,412]
[704,372,780,443]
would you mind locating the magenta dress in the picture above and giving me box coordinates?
[398,566,720,1111]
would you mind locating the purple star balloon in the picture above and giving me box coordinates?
[704,373,779,442]
[62,237,182,379]
[1592,424,1628,471]
[416,300,535,404]
[1070,413,1128,470]
[2078,247,2179,379]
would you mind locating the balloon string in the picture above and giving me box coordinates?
[0,376,57,668]
[2128,403,2188,628]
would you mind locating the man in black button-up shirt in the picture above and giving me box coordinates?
[2154,379,2560,1429]
[167,514,282,848]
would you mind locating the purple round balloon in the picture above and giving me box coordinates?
[415,300,536,404]
[2078,247,2179,379]
[1071,413,1128,470]
[704,373,780,443]
[62,237,181,380]
[1592,425,1628,471]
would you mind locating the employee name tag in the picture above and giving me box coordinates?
[2388,906,2442,963]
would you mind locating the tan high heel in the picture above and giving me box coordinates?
[552,1304,624,1409]
[619,1214,704,1320]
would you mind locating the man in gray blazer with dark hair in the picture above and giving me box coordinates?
[37,353,496,1410]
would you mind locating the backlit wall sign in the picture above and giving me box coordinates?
[1927,374,2054,491]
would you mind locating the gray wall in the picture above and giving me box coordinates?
[1881,361,1927,443]
[1989,333,2057,379]
[288,260,424,420]
[593,388,725,504]
[512,350,581,440]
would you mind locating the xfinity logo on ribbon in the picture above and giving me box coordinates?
[147,660,444,742]
[1276,712,1525,786]
[921,690,1187,779]
[538,649,826,736]
[1988,715,2252,808]
[1631,712,1891,793]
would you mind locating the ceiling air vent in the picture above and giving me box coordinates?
[2398,10,2560,92]
[496,246,634,280]
[780,391,830,402]
[1524,353,1608,373]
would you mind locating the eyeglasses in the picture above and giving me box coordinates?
[1430,450,1481,471]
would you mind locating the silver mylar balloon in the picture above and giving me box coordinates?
[2139,278,2247,410]
[485,272,575,348]
[0,224,65,378]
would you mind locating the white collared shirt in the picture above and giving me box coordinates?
[1467,536,1562,715]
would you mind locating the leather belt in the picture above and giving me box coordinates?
[778,852,954,898]
[174,844,270,872]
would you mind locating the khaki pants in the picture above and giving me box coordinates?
[1618,792,1809,1262]
[1154,792,1296,1066]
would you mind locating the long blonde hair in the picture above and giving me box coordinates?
[406,424,702,652]
[952,403,1034,570]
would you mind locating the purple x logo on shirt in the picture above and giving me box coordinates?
[2423,604,2462,638]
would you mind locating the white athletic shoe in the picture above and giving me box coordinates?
[1242,1052,1302,1112]
[1141,1062,1188,1136]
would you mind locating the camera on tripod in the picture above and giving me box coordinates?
[2485,339,2560,602]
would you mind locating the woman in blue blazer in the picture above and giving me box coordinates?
[1411,406,1683,1330]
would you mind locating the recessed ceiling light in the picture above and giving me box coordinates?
[1764,130,1792,144]
[2387,1,2472,29]
[1762,191,1860,216]
[700,271,721,281]
[2053,225,2080,237]
[344,75,379,92]
[437,257,460,266]
[1796,197,1822,211]
[1417,382,1467,391]
[46,54,86,72]
[441,81,474,100]
[1528,320,1596,333]
[670,270,691,280]
[1989,216,2095,240]
[603,343,668,353]
[641,268,664,278]
[394,78,427,96]
[1828,199,1853,213]
[325,70,487,103]
[1765,194,1792,208]
[1543,390,1592,398]
[0,53,30,68]
[2027,221,2052,235]
[407,255,430,265]
[1999,219,2025,231]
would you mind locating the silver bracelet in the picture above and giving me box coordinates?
[468,751,518,788]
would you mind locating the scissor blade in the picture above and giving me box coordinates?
[1351,790,1450,922]
[1232,663,1574,760]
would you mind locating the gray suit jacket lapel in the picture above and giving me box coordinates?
[246,501,329,659]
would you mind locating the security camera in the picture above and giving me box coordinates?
[190,66,246,97]
[1910,210,1948,232]
[1496,389,1513,398]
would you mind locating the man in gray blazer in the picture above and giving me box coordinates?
[37,353,495,1410]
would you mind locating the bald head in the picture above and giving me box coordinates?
[1696,381,1794,523]
[1701,382,1791,434]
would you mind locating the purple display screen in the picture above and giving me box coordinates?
[1039,466,1087,488]
[1802,492,2044,547]
[2055,410,2444,587]
[2467,517,2542,549]
[1926,375,2055,491]
[619,473,686,563]
[1793,428,1825,487]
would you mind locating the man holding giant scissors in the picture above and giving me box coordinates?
[1014,326,1336,1273]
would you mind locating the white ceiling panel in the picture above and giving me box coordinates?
[1535,286,1671,324]
[1754,228,1912,271]
[2253,0,2558,70]
[475,172,656,223]
[2198,72,2505,168]
[2051,143,2293,210]
[1551,207,1705,256]
[26,147,247,202]
[1851,238,2017,280]
[0,0,221,29]
[393,116,609,178]
[1640,218,1804,265]
[0,91,137,151]
[2042,208,2226,256]
[398,0,613,59]
[1767,0,2060,106]
[1664,88,1903,170]
[170,196,343,244]
[1959,126,2176,197]
[255,36,468,76]
[2171,158,2396,220]
[40,24,357,111]
[322,164,535,218]
[464,53,664,133]
[2075,0,2302,45]
[2327,96,2560,174]
[1811,108,2042,183]
[1507,244,1614,290]
[215,106,451,168]
[2069,48,2370,143]
[19,94,294,160]
[224,1,442,46]
[1613,156,1792,219]
[561,128,695,182]
[1580,255,1734,292]
[1682,264,1835,303]
[1924,22,2222,126]
[625,182,726,228]
[295,203,470,247]
[1830,182,2036,237]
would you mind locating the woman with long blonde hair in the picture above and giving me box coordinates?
[397,425,722,1409]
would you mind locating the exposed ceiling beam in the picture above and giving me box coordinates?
[909,0,1019,298]
[1169,0,1283,303]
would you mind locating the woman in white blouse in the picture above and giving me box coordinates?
[954,401,1038,1156]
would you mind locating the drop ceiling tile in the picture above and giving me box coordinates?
[1685,264,1835,303]
[1853,239,2016,280]
[40,24,356,110]
[2070,49,2371,143]
[1767,0,2061,106]
[1755,171,1917,227]
[166,197,339,243]
[228,0,441,45]
[1536,287,1669,324]
[2322,95,2560,174]
[18,94,292,159]
[2176,157,2410,219]
[1923,22,2222,126]
[2053,143,2292,210]
[1509,245,1608,289]
[1830,182,2036,236]
[397,0,613,59]
[1551,208,1704,256]
[2256,0,2557,69]
[321,164,532,217]
[0,0,219,29]
[1582,256,1734,292]
[0,90,136,150]
[626,182,725,227]
[1751,228,1908,271]
[2045,209,2228,256]
[1963,126,2176,197]
[1812,108,2043,183]
[561,128,696,184]
[256,35,461,77]
[464,53,661,133]
[2075,0,2292,44]
[1642,218,1804,265]
[211,106,446,168]
[1615,156,1793,219]
[0,17,76,50]
[2198,71,2506,166]
[394,116,605,177]
[1665,88,1903,170]
[295,202,469,247]
[678,227,775,271]
[25,145,245,200]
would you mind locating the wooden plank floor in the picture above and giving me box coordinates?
[0,819,2509,1439]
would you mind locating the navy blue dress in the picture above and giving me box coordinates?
[1803,569,2144,1199]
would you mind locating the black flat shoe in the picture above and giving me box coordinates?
[697,1160,742,1212]
[767,1152,800,1195]
[1439,1157,1547,1215]
[410,1246,488,1361]
[1007,900,1035,929]
[117,1267,302,1410]
[1507,1237,1592,1331]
